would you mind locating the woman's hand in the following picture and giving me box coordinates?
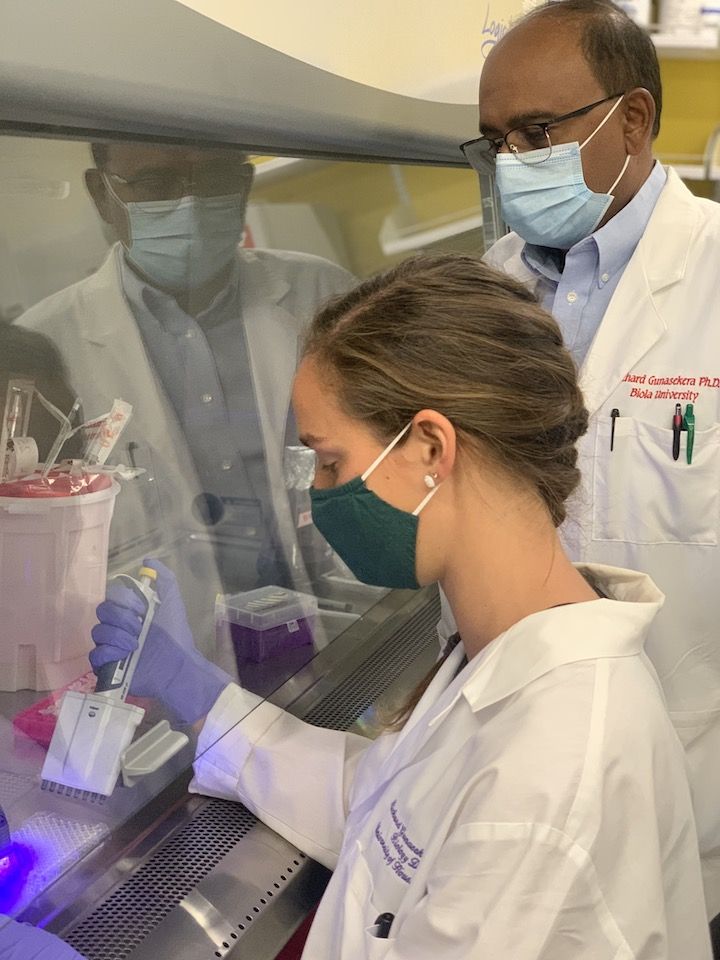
[90,558,231,725]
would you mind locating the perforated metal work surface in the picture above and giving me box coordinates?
[305,590,441,730]
[61,591,441,960]
[65,801,257,960]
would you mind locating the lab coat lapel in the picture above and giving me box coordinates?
[356,647,471,801]
[240,252,301,577]
[74,247,189,458]
[240,251,295,445]
[579,168,694,417]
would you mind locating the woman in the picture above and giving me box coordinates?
[92,255,711,958]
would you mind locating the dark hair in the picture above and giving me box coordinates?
[304,254,588,529]
[525,0,662,138]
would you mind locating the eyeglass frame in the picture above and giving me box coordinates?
[459,92,626,174]
[101,157,255,202]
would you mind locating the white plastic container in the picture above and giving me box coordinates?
[0,476,119,691]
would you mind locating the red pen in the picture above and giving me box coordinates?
[672,403,682,461]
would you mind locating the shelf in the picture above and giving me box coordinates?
[664,160,720,179]
[652,26,720,58]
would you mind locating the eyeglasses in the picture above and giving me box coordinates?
[460,93,625,175]
[102,157,254,203]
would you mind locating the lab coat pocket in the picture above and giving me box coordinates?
[347,843,397,959]
[363,925,396,959]
[592,416,720,545]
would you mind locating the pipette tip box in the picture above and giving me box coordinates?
[215,586,318,663]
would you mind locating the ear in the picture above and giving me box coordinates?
[409,410,457,482]
[620,88,655,156]
[85,168,113,224]
[86,168,130,244]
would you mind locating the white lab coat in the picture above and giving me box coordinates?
[191,564,711,959]
[484,168,720,915]
[18,244,354,652]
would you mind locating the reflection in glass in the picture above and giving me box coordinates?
[0,134,480,914]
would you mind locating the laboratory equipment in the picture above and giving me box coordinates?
[216,586,319,664]
[0,0,476,953]
[0,471,120,691]
[41,567,187,800]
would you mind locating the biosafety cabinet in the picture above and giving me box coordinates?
[0,2,484,957]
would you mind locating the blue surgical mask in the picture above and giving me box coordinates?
[494,95,629,250]
[105,176,249,291]
[309,422,440,589]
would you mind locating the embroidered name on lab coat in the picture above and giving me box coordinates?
[621,370,720,404]
[373,800,424,884]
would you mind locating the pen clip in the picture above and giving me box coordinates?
[671,404,682,461]
[682,403,695,465]
[610,408,619,452]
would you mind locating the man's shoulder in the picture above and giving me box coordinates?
[483,231,526,270]
[17,249,119,332]
[18,274,95,331]
[239,246,355,287]
[654,167,720,240]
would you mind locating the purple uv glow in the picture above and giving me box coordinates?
[0,842,36,913]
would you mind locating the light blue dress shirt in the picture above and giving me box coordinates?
[521,162,667,366]
[119,256,283,585]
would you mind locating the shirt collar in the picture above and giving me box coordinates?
[431,564,664,723]
[520,161,667,285]
[118,247,240,332]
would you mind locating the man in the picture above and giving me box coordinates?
[461,0,720,919]
[19,143,354,650]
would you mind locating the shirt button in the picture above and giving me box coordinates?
[601,272,609,284]
[184,329,196,339]
[201,393,213,404]
[566,291,577,304]
[221,459,233,471]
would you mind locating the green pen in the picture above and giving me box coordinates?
[683,403,695,465]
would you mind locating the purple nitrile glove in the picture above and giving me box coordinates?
[90,558,231,725]
[0,916,87,960]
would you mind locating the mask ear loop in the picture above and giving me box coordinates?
[361,420,443,515]
[607,154,630,195]
[579,95,624,151]
[412,483,440,516]
[361,421,412,482]
[578,95,630,197]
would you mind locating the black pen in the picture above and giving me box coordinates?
[610,408,619,451]
[672,403,682,461]
[374,912,394,939]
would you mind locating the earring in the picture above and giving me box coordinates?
[423,473,438,489]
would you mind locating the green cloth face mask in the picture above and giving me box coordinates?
[310,422,440,589]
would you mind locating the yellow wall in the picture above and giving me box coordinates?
[656,59,720,198]
[657,59,720,155]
